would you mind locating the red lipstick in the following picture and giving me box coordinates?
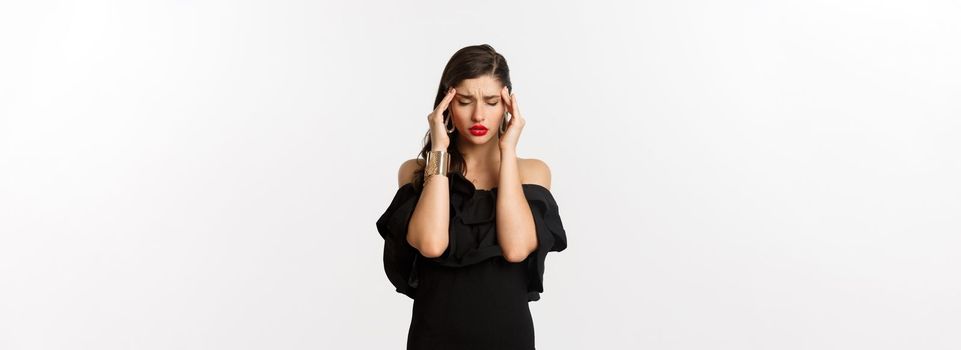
[469,124,488,136]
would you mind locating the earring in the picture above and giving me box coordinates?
[499,112,510,134]
[445,114,455,133]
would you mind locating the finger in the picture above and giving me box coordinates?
[500,86,513,112]
[435,88,457,115]
[510,92,521,118]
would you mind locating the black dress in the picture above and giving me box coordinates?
[376,171,568,350]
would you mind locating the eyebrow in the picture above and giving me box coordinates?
[456,93,500,100]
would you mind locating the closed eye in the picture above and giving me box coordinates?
[458,100,499,106]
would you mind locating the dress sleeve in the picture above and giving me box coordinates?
[375,183,421,299]
[523,185,569,302]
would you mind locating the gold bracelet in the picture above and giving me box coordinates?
[425,150,450,177]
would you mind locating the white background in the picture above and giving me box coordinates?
[2,1,959,349]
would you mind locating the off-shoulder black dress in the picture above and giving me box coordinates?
[376,171,568,350]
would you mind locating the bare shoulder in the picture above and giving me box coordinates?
[397,158,423,188]
[520,157,552,190]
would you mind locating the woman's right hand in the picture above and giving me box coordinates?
[428,87,456,151]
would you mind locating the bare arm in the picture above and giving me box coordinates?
[496,152,550,263]
[398,159,450,258]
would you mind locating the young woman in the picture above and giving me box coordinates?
[376,44,568,350]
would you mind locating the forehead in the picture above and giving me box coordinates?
[454,75,503,96]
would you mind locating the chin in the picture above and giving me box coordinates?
[464,137,489,145]
[460,131,494,144]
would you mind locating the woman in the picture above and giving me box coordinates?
[376,44,568,350]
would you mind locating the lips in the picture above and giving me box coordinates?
[469,124,488,136]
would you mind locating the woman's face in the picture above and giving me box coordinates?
[450,75,507,145]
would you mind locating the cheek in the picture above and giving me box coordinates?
[451,105,469,122]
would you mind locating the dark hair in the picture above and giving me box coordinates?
[410,44,512,192]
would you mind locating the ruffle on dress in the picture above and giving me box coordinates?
[375,172,568,302]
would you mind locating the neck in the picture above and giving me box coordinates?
[456,136,501,172]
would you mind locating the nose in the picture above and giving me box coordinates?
[471,103,484,122]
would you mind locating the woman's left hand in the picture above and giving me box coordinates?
[498,85,525,152]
